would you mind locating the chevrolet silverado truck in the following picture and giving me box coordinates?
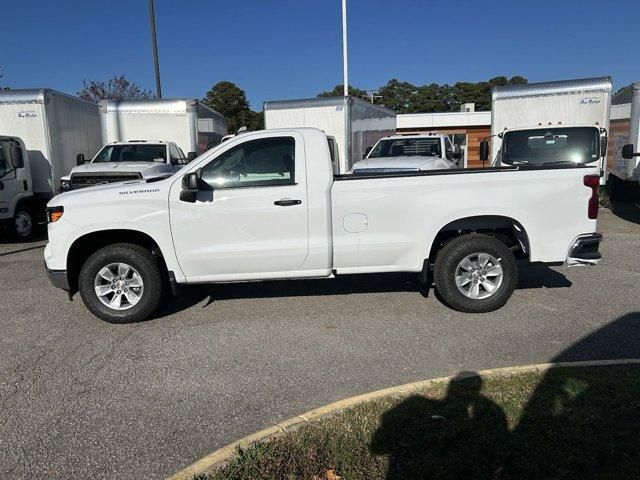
[351,133,460,173]
[44,128,602,323]
[60,140,191,191]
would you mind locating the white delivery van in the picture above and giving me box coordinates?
[0,89,101,239]
[98,99,227,157]
[485,77,612,184]
[264,96,396,173]
[608,83,640,196]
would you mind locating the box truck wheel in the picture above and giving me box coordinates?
[433,234,517,313]
[78,243,163,323]
[12,206,34,240]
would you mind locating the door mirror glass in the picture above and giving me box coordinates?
[479,141,489,162]
[10,143,24,169]
[622,143,635,160]
[600,135,608,158]
[76,153,85,166]
[180,172,200,203]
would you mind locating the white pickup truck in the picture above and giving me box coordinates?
[60,140,192,191]
[351,134,460,173]
[44,128,602,323]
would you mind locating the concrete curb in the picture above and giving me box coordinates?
[167,358,640,480]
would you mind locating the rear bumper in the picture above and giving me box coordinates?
[46,268,70,291]
[566,233,602,266]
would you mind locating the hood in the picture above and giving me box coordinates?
[48,176,170,206]
[71,161,174,176]
[352,155,452,171]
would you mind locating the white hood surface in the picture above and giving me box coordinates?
[71,161,180,177]
[352,155,455,172]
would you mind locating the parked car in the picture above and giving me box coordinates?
[0,89,102,239]
[351,134,460,173]
[45,128,602,323]
[61,140,190,191]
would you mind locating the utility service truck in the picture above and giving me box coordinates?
[264,96,396,173]
[61,99,228,191]
[482,77,612,184]
[45,128,602,323]
[0,89,102,239]
[608,83,640,196]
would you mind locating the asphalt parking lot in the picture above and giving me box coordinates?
[1,206,639,479]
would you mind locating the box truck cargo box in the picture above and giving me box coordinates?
[99,99,227,157]
[264,96,396,173]
[608,83,640,189]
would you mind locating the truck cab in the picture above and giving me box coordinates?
[62,141,190,191]
[484,125,607,171]
[351,134,461,174]
[0,136,34,239]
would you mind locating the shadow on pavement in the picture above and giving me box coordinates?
[370,312,640,479]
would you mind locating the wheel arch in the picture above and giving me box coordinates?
[427,215,530,266]
[66,229,168,292]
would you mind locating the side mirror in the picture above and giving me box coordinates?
[364,146,372,158]
[622,143,635,160]
[76,153,85,166]
[479,141,489,162]
[452,144,462,160]
[180,172,200,203]
[10,143,25,169]
[187,152,197,162]
[600,135,608,157]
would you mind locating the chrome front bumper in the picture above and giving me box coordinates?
[566,233,603,266]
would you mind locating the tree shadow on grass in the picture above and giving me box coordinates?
[370,312,640,479]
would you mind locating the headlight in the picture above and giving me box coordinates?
[46,206,64,223]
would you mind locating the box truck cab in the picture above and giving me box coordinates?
[61,140,190,190]
[483,77,612,184]
[0,89,102,239]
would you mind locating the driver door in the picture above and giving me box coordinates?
[168,132,309,281]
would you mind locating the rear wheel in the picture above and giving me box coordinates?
[78,243,163,323]
[433,234,517,313]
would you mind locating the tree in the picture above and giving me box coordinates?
[203,81,262,133]
[317,84,368,99]
[378,79,419,113]
[77,75,154,103]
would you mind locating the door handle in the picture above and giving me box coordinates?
[274,199,302,206]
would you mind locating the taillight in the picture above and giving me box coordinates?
[583,175,599,219]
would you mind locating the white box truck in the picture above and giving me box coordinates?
[484,77,612,184]
[98,98,227,157]
[263,96,396,173]
[608,83,640,197]
[0,89,102,239]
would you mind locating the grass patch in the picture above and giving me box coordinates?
[207,366,640,480]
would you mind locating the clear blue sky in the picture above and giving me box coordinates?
[2,0,637,109]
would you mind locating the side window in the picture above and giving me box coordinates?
[0,140,10,172]
[201,136,295,189]
[444,137,453,160]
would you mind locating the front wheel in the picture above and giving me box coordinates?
[12,208,34,240]
[78,243,163,323]
[433,234,517,313]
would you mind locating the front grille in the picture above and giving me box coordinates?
[70,173,142,189]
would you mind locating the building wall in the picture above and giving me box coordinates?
[396,125,491,168]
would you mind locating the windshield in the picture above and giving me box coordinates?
[368,138,441,158]
[0,140,9,175]
[92,144,167,163]
[501,127,599,165]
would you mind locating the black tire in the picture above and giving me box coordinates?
[78,243,163,323]
[11,206,34,241]
[433,234,517,313]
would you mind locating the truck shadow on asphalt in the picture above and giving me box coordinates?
[369,311,640,479]
[152,264,570,320]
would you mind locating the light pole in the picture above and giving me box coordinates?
[341,0,348,97]
[148,0,162,98]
